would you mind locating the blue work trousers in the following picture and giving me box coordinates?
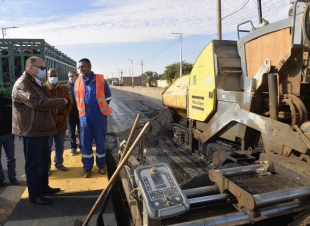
[22,136,49,200]
[80,114,107,170]
[67,114,80,150]
[48,131,66,167]
[0,133,16,181]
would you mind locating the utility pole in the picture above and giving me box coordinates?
[141,61,144,86]
[2,26,19,39]
[128,59,133,87]
[172,33,182,77]
[116,68,120,83]
[217,0,222,40]
[257,0,262,24]
[120,70,123,84]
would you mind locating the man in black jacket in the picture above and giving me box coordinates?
[65,70,80,156]
[0,91,21,187]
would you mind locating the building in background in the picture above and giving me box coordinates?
[121,76,142,86]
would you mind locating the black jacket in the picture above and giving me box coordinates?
[65,82,78,115]
[0,95,12,136]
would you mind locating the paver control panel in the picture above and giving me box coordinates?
[134,163,190,219]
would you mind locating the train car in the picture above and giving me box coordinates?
[0,39,76,96]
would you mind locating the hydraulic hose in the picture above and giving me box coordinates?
[281,99,297,127]
[285,94,308,122]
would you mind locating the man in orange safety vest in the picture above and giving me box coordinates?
[75,58,112,178]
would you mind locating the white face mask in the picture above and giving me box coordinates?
[68,77,76,84]
[36,69,47,79]
[48,77,58,85]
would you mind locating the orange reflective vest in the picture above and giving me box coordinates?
[75,74,112,116]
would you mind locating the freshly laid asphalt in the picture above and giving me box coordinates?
[0,87,165,226]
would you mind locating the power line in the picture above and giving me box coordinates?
[144,0,290,66]
[222,0,250,20]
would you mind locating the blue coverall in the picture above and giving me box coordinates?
[77,72,111,170]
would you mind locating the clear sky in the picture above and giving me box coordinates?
[0,0,290,79]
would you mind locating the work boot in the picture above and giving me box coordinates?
[70,148,76,156]
[98,167,107,175]
[56,165,68,171]
[9,178,21,186]
[83,169,91,178]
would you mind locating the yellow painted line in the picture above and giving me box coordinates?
[21,148,108,198]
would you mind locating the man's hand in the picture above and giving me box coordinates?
[57,114,65,122]
[64,98,68,105]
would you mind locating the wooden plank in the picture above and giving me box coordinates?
[245,28,291,77]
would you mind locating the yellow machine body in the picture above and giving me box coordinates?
[188,42,216,121]
[162,74,189,119]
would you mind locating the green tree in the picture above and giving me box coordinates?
[145,71,158,87]
[163,61,193,84]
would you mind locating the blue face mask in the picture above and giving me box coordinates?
[49,77,58,85]
[36,69,46,79]
[68,77,76,84]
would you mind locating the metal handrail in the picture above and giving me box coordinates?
[237,20,254,39]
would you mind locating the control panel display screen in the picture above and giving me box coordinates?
[151,173,164,185]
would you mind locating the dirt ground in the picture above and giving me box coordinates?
[110,85,165,101]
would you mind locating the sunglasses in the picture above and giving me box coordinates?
[32,65,47,70]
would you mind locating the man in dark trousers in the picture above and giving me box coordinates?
[0,91,21,187]
[12,56,68,205]
[44,68,72,173]
[65,70,80,156]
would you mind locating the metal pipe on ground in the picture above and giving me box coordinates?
[168,211,250,226]
[254,186,310,208]
[213,164,266,177]
[188,193,233,205]
[167,199,306,226]
[183,185,219,198]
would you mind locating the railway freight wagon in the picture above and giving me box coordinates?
[0,39,76,96]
